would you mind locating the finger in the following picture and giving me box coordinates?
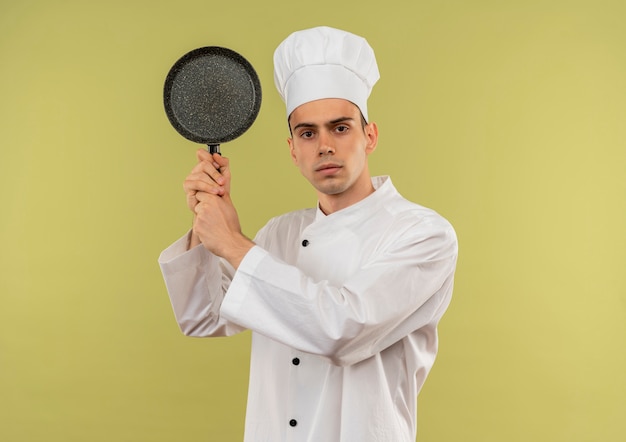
[199,160,225,186]
[196,148,211,163]
[184,176,224,195]
[196,190,224,202]
[212,153,230,170]
[194,149,225,182]
[193,201,208,215]
[188,159,213,178]
[212,154,231,190]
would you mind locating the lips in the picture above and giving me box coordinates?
[315,162,342,173]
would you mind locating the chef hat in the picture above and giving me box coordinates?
[273,26,380,121]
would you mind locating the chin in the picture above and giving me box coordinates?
[315,181,348,196]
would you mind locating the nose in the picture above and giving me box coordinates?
[318,131,335,156]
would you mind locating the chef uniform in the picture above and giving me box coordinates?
[159,26,458,442]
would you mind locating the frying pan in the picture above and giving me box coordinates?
[163,46,262,154]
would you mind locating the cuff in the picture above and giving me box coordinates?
[220,245,268,320]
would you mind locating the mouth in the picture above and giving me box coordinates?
[315,163,343,175]
[315,163,343,172]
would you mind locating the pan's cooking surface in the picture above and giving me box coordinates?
[164,47,262,145]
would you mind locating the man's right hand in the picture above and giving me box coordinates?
[183,149,231,212]
[183,149,232,249]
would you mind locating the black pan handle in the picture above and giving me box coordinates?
[208,144,221,172]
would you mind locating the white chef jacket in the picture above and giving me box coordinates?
[159,176,457,442]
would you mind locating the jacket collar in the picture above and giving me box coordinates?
[314,176,395,223]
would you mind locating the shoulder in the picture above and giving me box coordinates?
[376,181,453,231]
[394,199,454,232]
[373,176,454,228]
[380,187,457,255]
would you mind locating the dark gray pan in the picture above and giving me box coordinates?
[164,46,262,154]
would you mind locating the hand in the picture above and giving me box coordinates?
[193,192,254,269]
[183,149,231,213]
[184,149,231,250]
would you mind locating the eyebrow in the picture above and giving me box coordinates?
[292,116,355,132]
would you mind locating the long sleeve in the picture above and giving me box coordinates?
[158,232,246,337]
[221,205,457,366]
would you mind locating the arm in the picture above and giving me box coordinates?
[193,191,255,269]
[159,149,248,336]
[158,234,246,337]
[220,216,458,366]
[183,149,229,250]
[186,149,255,268]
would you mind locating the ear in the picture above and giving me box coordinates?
[364,122,378,154]
[287,137,298,165]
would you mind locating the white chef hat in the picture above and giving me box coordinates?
[273,26,380,121]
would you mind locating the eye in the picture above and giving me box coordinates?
[335,125,349,133]
[300,130,314,139]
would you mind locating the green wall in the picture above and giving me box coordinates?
[1,0,624,440]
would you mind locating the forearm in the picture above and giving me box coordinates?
[219,229,457,366]
[219,233,255,270]
[159,233,245,337]
[187,219,202,250]
[188,215,254,268]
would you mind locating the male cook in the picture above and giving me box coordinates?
[159,26,458,441]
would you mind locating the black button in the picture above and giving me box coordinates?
[289,419,298,427]
[292,357,300,366]
[301,239,309,247]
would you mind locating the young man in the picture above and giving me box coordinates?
[159,26,458,441]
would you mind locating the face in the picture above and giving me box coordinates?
[287,98,378,212]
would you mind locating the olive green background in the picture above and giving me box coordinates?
[1,0,624,441]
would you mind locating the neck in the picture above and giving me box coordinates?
[318,181,375,215]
